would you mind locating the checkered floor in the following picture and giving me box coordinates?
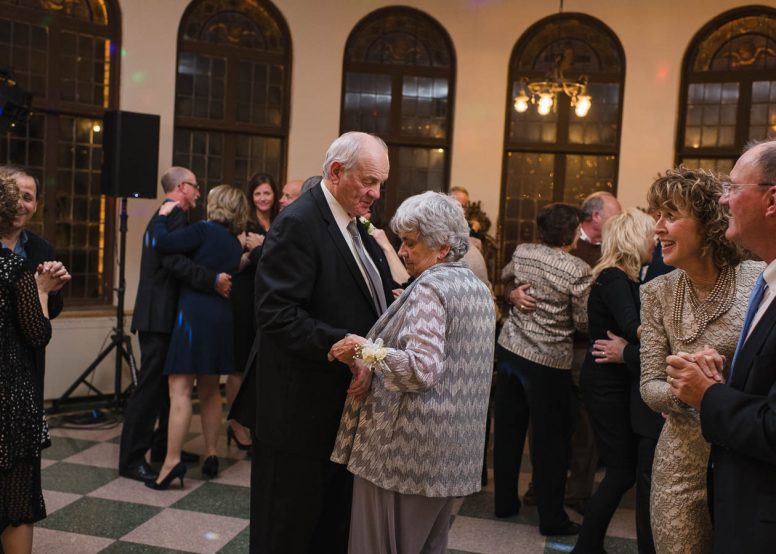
[34,410,638,553]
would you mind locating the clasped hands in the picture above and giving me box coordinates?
[665,345,725,409]
[328,335,372,400]
[36,260,71,294]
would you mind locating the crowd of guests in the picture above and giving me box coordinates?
[1,135,775,553]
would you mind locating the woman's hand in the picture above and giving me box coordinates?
[328,334,367,365]
[347,359,373,399]
[237,232,248,250]
[245,232,265,251]
[37,261,71,292]
[592,331,627,364]
[672,346,724,382]
[35,262,62,294]
[158,201,178,216]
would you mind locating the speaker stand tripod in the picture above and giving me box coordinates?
[50,197,138,414]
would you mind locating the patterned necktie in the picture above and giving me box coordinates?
[729,273,767,379]
[346,220,386,315]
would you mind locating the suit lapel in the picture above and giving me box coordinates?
[311,187,377,316]
[730,299,776,390]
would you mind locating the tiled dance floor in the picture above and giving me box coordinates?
[33,412,637,553]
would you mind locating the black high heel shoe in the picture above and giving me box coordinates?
[201,455,219,478]
[146,462,186,490]
[226,426,252,451]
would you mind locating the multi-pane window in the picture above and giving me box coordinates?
[0,0,119,305]
[173,0,291,218]
[341,7,455,225]
[500,15,624,263]
[678,7,776,171]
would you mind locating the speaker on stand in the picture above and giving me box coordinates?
[51,110,160,414]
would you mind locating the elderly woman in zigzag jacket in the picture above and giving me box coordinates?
[329,191,496,554]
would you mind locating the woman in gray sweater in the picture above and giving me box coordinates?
[330,191,496,554]
[493,203,592,536]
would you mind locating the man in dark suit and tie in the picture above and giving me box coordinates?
[667,139,776,553]
[249,132,395,553]
[119,166,232,482]
[0,164,71,402]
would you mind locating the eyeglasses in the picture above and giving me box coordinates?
[721,182,771,196]
[181,181,200,191]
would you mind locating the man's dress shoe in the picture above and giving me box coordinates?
[119,462,158,483]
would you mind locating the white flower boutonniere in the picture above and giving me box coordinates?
[359,216,375,235]
[355,338,387,372]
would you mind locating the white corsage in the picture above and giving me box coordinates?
[358,216,375,235]
[355,338,387,372]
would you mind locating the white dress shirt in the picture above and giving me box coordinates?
[746,257,776,341]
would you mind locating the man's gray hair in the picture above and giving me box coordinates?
[301,175,322,194]
[161,166,193,193]
[581,190,614,221]
[391,191,470,262]
[744,139,776,184]
[321,132,388,179]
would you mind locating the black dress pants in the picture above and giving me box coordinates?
[119,331,171,470]
[573,362,637,553]
[250,441,352,554]
[493,346,574,533]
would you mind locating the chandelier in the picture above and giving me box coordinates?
[513,51,592,118]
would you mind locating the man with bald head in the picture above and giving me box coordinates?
[666,140,776,553]
[119,167,232,483]
[279,179,303,211]
[249,132,396,552]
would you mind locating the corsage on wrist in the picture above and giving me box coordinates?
[355,338,387,373]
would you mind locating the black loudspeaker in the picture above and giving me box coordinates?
[101,110,160,198]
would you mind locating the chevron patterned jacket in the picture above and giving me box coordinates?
[331,261,496,497]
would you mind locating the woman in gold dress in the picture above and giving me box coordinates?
[640,167,763,553]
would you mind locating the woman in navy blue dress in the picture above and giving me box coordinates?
[148,185,248,489]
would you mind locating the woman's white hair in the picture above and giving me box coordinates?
[321,131,387,178]
[391,191,470,261]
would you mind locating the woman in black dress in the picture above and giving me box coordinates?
[572,208,656,553]
[0,176,60,552]
[149,185,248,489]
[225,173,279,451]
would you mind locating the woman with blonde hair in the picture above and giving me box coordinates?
[572,208,656,553]
[148,185,248,489]
[640,167,762,553]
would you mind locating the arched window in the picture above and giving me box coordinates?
[173,0,291,217]
[500,14,624,263]
[341,7,455,224]
[0,0,120,304]
[677,7,776,174]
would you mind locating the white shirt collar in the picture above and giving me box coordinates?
[321,179,354,231]
[579,227,599,245]
[763,258,776,291]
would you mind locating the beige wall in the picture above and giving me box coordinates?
[45,0,753,399]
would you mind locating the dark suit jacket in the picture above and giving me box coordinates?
[247,185,394,459]
[701,297,776,553]
[130,204,217,334]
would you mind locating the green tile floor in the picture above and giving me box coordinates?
[29,411,637,553]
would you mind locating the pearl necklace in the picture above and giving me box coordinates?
[671,264,736,344]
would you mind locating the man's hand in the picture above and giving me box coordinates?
[509,283,536,314]
[215,273,232,298]
[675,346,725,382]
[328,334,367,364]
[592,331,627,364]
[37,261,71,292]
[245,232,265,251]
[665,354,717,409]
[347,360,372,399]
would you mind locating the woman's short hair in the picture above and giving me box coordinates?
[390,191,470,262]
[247,172,279,222]
[647,166,742,268]
[593,208,655,280]
[207,185,249,234]
[0,175,20,236]
[537,203,584,247]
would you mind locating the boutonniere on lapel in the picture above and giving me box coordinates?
[358,216,375,235]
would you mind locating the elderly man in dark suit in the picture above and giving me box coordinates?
[249,132,395,553]
[118,166,232,483]
[0,164,70,401]
[667,139,776,553]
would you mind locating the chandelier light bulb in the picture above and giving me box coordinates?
[575,94,592,117]
[537,93,553,115]
[514,95,529,113]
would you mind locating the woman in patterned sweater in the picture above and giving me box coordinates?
[330,191,496,554]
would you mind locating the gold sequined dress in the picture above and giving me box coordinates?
[639,260,762,554]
